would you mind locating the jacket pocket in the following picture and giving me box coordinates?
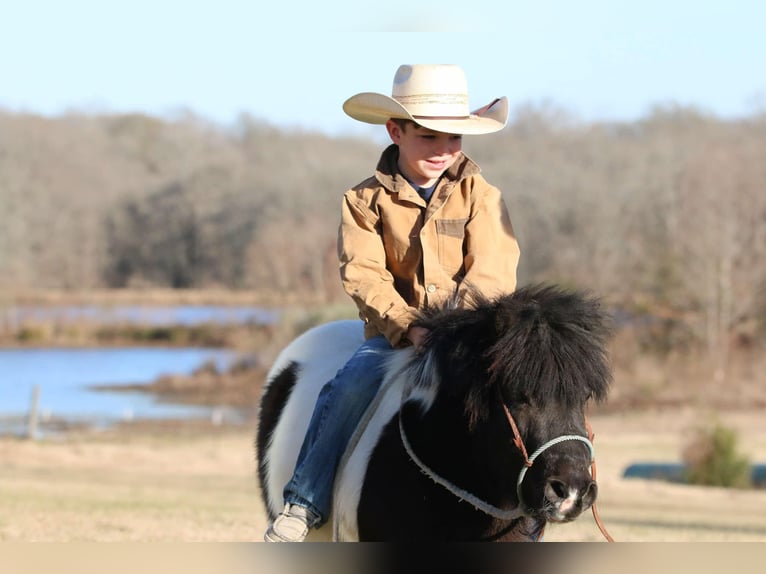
[436,218,468,239]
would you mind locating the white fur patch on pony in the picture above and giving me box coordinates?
[260,320,363,527]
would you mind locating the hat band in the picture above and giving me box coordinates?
[394,93,470,118]
[395,93,469,105]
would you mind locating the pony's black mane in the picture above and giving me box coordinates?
[413,284,612,415]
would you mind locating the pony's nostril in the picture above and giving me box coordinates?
[546,478,568,501]
[582,480,598,505]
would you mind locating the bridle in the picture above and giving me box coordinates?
[399,392,615,542]
[501,403,614,542]
[501,404,594,506]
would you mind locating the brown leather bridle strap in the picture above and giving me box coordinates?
[503,404,615,542]
[502,403,531,466]
[585,419,615,542]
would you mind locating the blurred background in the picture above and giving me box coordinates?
[1,0,766,546]
[0,0,765,493]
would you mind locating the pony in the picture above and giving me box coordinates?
[256,284,612,541]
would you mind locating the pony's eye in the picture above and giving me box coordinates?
[514,392,532,406]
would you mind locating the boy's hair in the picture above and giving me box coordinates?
[390,118,418,131]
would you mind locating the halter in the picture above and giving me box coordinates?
[399,389,615,541]
[501,403,595,507]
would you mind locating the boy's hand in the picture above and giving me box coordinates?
[406,326,430,353]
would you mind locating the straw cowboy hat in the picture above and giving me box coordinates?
[343,64,509,135]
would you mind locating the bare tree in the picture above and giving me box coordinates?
[675,127,766,380]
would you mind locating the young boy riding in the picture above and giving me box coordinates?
[265,64,521,542]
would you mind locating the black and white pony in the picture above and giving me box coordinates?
[256,285,612,541]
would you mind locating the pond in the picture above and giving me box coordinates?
[0,302,277,436]
[0,346,242,436]
[3,304,280,327]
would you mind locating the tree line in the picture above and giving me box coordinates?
[1,105,765,371]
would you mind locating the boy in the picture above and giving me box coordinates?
[265,64,520,542]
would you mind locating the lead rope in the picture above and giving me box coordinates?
[399,404,527,521]
[585,419,615,542]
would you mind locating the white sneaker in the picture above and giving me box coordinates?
[264,503,318,542]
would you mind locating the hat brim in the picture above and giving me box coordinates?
[343,93,508,135]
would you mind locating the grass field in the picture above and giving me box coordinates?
[2,408,766,543]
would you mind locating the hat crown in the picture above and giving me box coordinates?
[391,64,470,118]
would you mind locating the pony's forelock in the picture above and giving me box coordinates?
[414,285,612,424]
[487,285,612,407]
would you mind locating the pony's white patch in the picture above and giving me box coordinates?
[260,320,363,521]
[404,350,440,412]
[557,487,580,517]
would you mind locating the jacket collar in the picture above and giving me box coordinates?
[374,144,481,195]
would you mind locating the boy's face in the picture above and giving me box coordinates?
[386,120,463,188]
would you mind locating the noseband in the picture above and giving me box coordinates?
[502,403,614,542]
[501,403,595,507]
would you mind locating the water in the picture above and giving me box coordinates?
[4,304,279,327]
[0,303,275,436]
[0,346,241,435]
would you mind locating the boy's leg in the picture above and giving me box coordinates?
[265,335,391,541]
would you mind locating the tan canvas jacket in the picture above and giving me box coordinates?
[339,144,521,347]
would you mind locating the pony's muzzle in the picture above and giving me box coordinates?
[544,476,598,521]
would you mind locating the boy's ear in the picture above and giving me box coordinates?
[386,119,402,144]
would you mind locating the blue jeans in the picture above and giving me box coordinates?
[283,334,392,527]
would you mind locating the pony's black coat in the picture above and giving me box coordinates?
[256,360,299,518]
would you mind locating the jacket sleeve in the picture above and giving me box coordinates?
[338,192,418,347]
[459,182,520,303]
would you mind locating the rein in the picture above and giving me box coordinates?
[398,405,527,521]
[398,386,615,541]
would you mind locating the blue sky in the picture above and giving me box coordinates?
[2,1,764,137]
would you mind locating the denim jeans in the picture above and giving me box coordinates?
[283,334,392,527]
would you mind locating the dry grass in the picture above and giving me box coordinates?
[1,408,766,543]
[0,422,265,542]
